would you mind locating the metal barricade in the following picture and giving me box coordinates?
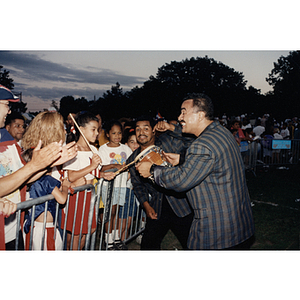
[246,139,300,172]
[11,176,146,251]
[15,184,96,250]
[94,174,146,250]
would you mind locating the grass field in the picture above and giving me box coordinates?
[128,164,300,250]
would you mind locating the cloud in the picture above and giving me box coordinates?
[0,51,146,106]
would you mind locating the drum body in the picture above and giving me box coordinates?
[136,145,171,178]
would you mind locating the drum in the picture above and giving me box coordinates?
[136,145,172,168]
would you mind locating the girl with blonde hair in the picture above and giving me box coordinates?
[21,111,72,250]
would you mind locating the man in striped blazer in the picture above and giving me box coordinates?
[127,116,194,250]
[136,94,255,250]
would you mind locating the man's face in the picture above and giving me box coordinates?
[0,100,11,128]
[178,99,200,135]
[135,120,155,148]
[6,119,25,142]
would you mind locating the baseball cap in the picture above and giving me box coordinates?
[0,85,20,102]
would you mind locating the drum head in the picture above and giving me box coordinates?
[135,145,156,162]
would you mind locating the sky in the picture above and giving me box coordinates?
[0,50,292,112]
[2,1,298,114]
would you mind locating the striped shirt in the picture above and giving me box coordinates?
[155,121,255,249]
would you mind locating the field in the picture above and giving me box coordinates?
[128,164,300,250]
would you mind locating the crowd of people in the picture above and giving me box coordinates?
[216,112,300,166]
[1,84,299,250]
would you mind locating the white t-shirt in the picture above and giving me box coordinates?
[280,128,290,139]
[98,143,132,189]
[63,145,100,181]
[0,141,24,243]
[253,125,265,138]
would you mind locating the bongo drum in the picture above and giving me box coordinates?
[135,145,171,179]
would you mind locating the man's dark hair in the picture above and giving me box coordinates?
[5,112,25,127]
[134,115,156,129]
[183,93,214,120]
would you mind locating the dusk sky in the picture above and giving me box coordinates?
[0,50,292,112]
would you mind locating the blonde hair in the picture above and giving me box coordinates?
[22,111,65,150]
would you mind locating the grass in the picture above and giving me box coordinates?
[128,164,300,250]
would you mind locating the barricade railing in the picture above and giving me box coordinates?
[15,184,96,250]
[241,138,300,173]
[7,173,146,251]
[94,172,146,250]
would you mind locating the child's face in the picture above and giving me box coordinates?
[127,134,139,151]
[81,120,99,143]
[107,125,122,146]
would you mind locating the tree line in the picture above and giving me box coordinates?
[1,51,300,122]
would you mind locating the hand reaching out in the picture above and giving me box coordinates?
[0,198,17,217]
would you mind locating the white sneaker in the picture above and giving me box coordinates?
[135,234,143,245]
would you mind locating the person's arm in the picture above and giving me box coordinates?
[67,153,101,183]
[128,160,157,219]
[137,143,214,193]
[51,178,71,205]
[0,141,63,198]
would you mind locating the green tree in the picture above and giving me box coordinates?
[266,51,300,118]
[0,65,14,89]
[126,56,257,120]
[59,96,76,120]
[93,82,129,121]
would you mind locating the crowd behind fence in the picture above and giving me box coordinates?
[241,138,300,173]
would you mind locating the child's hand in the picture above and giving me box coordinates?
[91,153,101,168]
[102,172,116,181]
[113,164,124,170]
[61,178,71,189]
[71,177,87,187]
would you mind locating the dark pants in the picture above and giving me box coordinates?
[5,230,24,250]
[141,197,193,250]
[224,235,255,250]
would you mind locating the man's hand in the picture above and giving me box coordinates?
[51,142,78,167]
[0,198,17,217]
[163,152,180,166]
[135,161,152,178]
[143,202,157,219]
[153,121,175,133]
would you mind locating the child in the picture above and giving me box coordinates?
[118,129,139,241]
[21,111,71,250]
[98,120,132,250]
[62,112,109,250]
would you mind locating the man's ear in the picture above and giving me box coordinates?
[198,111,205,122]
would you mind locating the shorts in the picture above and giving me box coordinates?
[101,185,126,207]
[119,188,138,218]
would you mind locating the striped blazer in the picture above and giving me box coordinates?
[127,129,193,219]
[156,121,255,249]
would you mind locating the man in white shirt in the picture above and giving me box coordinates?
[253,119,265,138]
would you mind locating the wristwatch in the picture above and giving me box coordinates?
[150,164,157,177]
